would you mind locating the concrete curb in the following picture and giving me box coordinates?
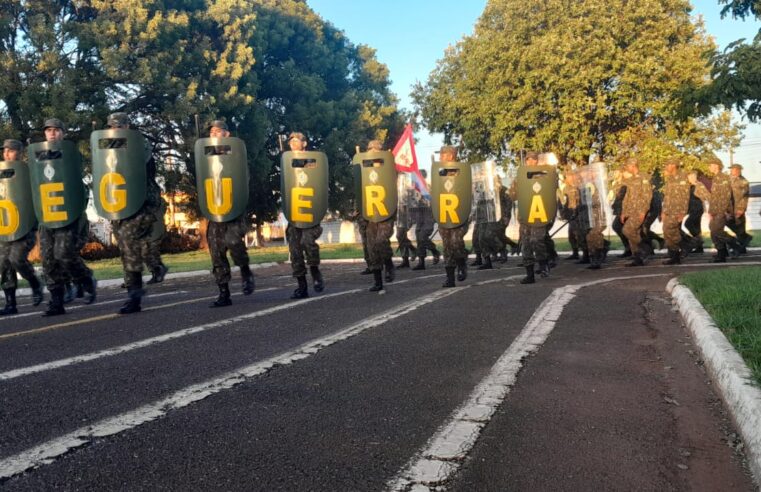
[666,278,761,485]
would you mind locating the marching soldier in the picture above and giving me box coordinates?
[560,169,582,261]
[495,179,518,262]
[700,157,741,262]
[472,161,503,270]
[395,171,417,269]
[660,157,692,265]
[353,140,397,292]
[281,132,327,298]
[728,163,752,253]
[619,157,653,267]
[357,216,371,274]
[143,201,169,284]
[610,170,631,258]
[684,171,706,253]
[193,120,254,307]
[578,162,610,270]
[0,140,44,315]
[32,118,96,316]
[431,146,470,287]
[412,169,440,270]
[93,112,162,313]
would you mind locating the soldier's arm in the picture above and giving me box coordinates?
[735,179,750,214]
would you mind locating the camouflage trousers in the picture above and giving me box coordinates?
[477,222,503,257]
[141,235,165,271]
[208,216,250,285]
[440,224,468,268]
[586,227,605,265]
[357,218,370,266]
[288,224,322,277]
[367,219,394,271]
[570,216,587,253]
[622,216,645,259]
[39,215,93,289]
[471,223,482,255]
[0,230,38,290]
[415,223,438,259]
[662,214,685,252]
[520,223,548,267]
[112,208,157,282]
[396,226,415,259]
[709,214,735,251]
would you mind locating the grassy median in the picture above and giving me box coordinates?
[681,267,761,387]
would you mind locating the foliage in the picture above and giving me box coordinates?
[413,0,716,165]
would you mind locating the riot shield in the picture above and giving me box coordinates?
[516,164,558,226]
[194,137,250,222]
[0,160,37,241]
[578,162,612,229]
[280,150,329,228]
[471,160,501,224]
[91,128,148,220]
[353,150,397,222]
[27,140,86,229]
[396,173,416,229]
[431,160,472,229]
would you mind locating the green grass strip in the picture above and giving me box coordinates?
[681,267,761,387]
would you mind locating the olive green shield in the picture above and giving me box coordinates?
[353,150,397,223]
[280,151,329,228]
[0,160,37,241]
[431,161,472,229]
[91,128,148,220]
[28,140,86,229]
[194,137,250,223]
[517,165,558,225]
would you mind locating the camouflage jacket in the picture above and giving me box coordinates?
[661,171,690,216]
[708,172,732,215]
[620,172,653,218]
[563,185,580,210]
[731,175,750,213]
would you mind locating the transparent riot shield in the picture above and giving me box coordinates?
[396,173,416,229]
[578,162,612,229]
[471,160,501,224]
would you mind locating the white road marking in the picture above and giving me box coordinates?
[388,273,668,491]
[0,287,466,480]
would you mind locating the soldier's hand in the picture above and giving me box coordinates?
[638,213,646,223]
[736,211,744,218]
[659,213,664,223]
[621,214,628,223]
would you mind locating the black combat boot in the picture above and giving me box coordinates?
[602,240,611,260]
[478,255,493,270]
[497,249,508,263]
[310,266,324,293]
[626,255,645,267]
[63,282,75,304]
[291,275,309,299]
[538,261,550,278]
[384,258,395,283]
[456,258,468,282]
[81,274,97,304]
[360,266,372,275]
[662,250,681,265]
[398,256,410,269]
[442,267,456,288]
[566,249,580,260]
[119,273,143,314]
[369,270,384,292]
[432,249,441,264]
[575,252,590,264]
[0,288,17,315]
[29,276,44,306]
[42,285,66,317]
[728,238,741,258]
[470,253,483,267]
[210,283,232,308]
[713,248,728,263]
[412,257,426,271]
[147,264,169,285]
[520,265,535,284]
[240,265,255,295]
[618,250,633,258]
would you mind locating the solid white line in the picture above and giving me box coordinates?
[667,279,761,484]
[0,286,466,480]
[388,273,668,491]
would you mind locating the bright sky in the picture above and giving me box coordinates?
[309,0,761,181]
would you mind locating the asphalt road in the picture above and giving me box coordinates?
[0,250,758,491]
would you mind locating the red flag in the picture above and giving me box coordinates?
[392,124,418,173]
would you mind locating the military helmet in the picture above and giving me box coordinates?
[730,163,743,170]
[209,119,228,131]
[2,139,23,151]
[367,139,383,151]
[525,151,540,161]
[43,118,65,130]
[107,112,130,128]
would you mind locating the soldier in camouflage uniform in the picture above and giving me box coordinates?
[560,169,581,261]
[143,201,169,284]
[395,222,415,269]
[357,216,371,274]
[438,146,469,287]
[286,132,324,299]
[474,175,505,270]
[104,113,163,313]
[204,120,254,307]
[683,172,706,253]
[362,140,396,292]
[618,157,653,267]
[38,118,97,316]
[0,140,44,315]
[610,171,631,258]
[728,164,753,253]
[660,157,692,265]
[696,157,741,262]
[412,169,440,270]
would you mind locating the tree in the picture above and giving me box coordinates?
[413,0,715,165]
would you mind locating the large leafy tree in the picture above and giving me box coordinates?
[413,0,715,166]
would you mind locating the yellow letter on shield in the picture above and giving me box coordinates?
[0,200,20,236]
[40,183,68,223]
[292,187,314,223]
[364,185,388,218]
[205,178,233,216]
[440,194,460,223]
[527,195,548,223]
[100,172,128,214]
